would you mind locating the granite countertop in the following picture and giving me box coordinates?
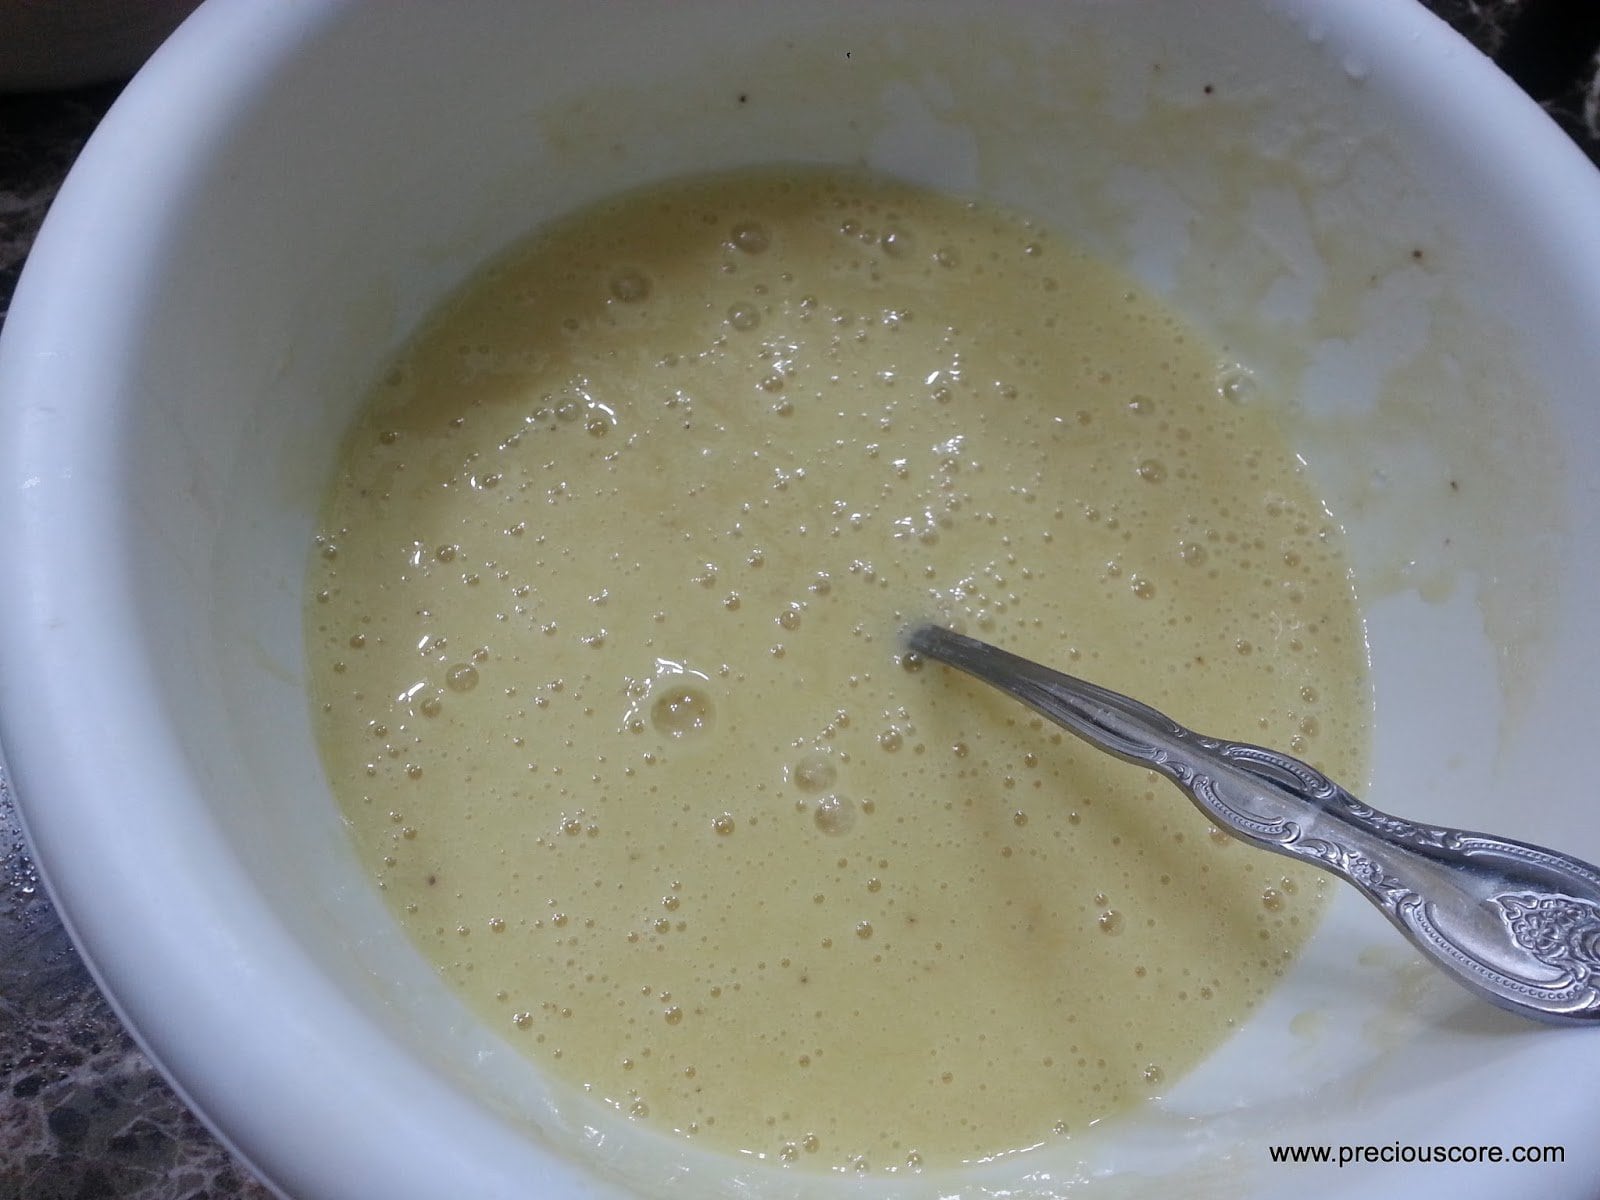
[2,4,1597,1197]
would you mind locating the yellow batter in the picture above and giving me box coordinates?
[306,170,1368,1172]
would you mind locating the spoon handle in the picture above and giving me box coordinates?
[907,624,1600,1025]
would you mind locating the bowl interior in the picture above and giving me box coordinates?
[8,2,1600,1197]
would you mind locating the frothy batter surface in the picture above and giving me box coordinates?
[307,171,1368,1172]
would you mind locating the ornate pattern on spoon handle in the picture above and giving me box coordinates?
[906,624,1600,1025]
[1159,735,1600,1023]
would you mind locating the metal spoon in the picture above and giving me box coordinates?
[905,623,1600,1025]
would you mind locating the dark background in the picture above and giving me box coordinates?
[2,2,1597,1196]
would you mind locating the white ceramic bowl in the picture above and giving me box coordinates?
[4,2,1600,1197]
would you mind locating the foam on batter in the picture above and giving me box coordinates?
[306,169,1369,1172]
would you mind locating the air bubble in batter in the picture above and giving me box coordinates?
[651,686,715,738]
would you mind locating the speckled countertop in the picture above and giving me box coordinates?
[2,3,1598,1197]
